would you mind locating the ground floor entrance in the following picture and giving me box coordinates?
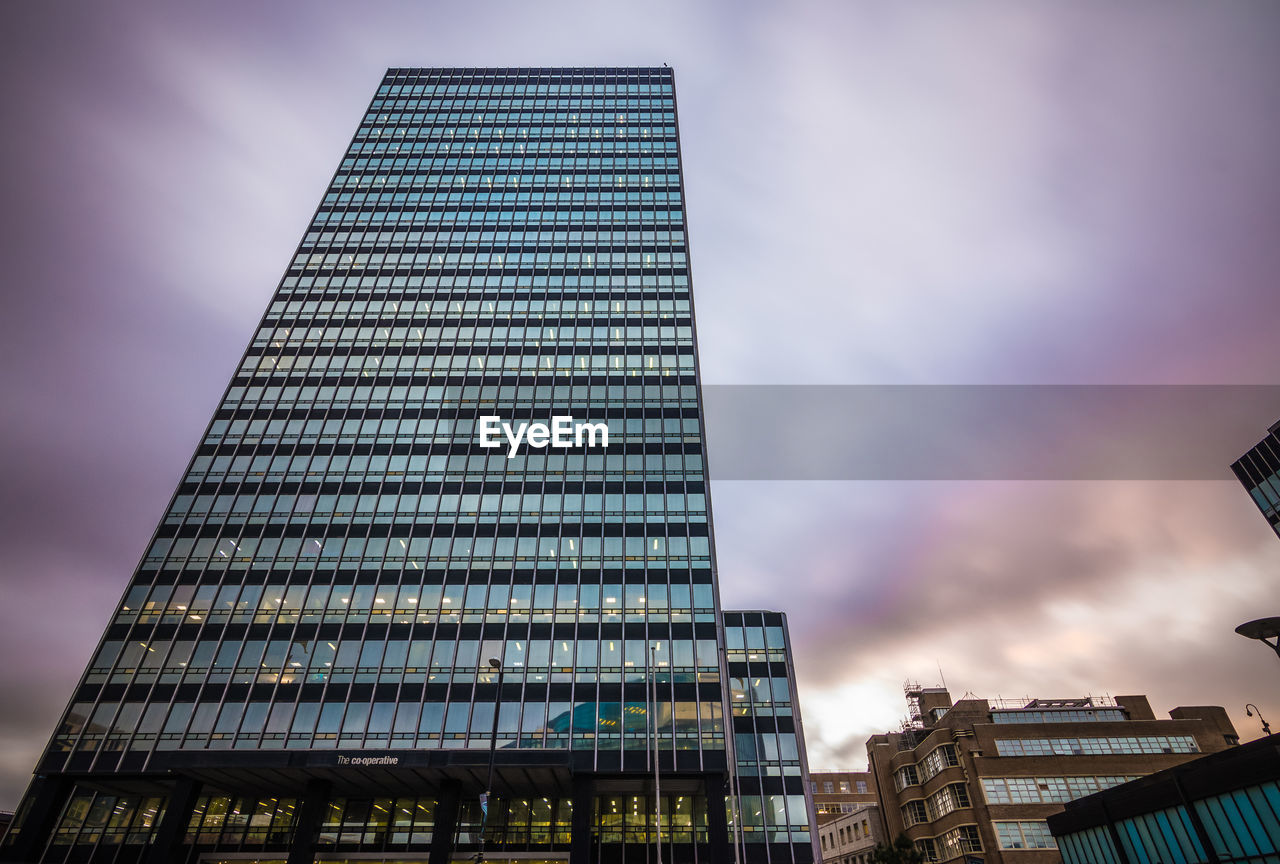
[199,858,569,863]
[2,757,743,863]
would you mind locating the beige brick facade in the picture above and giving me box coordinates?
[810,770,879,825]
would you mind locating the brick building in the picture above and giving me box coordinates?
[810,770,878,824]
[866,684,1238,864]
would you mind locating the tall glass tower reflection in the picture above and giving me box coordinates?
[3,67,816,864]
[1232,419,1280,539]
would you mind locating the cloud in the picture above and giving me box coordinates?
[714,479,1280,767]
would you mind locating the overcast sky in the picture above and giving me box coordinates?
[2,0,1279,807]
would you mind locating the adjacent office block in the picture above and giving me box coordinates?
[724,611,819,861]
[1,67,815,864]
[1049,733,1280,864]
[866,685,1238,864]
[1231,419,1280,539]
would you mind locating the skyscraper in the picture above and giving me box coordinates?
[1231,419,1280,539]
[1,67,816,864]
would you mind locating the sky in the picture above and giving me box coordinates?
[1,0,1279,807]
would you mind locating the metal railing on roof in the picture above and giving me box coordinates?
[987,695,1118,710]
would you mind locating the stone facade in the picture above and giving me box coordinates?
[816,802,882,864]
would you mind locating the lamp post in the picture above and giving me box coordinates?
[651,642,663,864]
[1235,617,1280,667]
[476,656,503,864]
[1245,703,1272,736]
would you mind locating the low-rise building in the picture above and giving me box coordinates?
[866,683,1239,864]
[811,770,878,824]
[817,802,883,864]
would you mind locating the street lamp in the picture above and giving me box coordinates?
[1245,704,1272,736]
[475,656,503,864]
[1235,617,1280,666]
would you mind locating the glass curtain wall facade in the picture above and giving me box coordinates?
[723,612,817,856]
[1048,732,1280,864]
[1231,419,1280,539]
[1,67,815,864]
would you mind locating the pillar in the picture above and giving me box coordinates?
[704,772,731,864]
[143,776,202,864]
[428,780,461,864]
[570,774,594,864]
[286,777,332,864]
[0,774,74,863]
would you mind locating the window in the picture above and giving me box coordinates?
[995,821,1057,850]
[995,736,1197,757]
[902,800,928,827]
[926,783,971,819]
[913,825,982,860]
[939,825,983,857]
[982,776,1138,805]
[919,744,959,780]
[992,708,1126,724]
